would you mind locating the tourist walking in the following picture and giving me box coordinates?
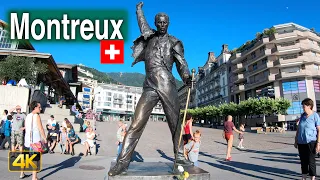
[223,115,243,161]
[294,98,320,180]
[183,113,193,145]
[22,101,47,180]
[237,123,245,149]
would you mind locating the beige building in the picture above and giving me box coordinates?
[229,23,320,128]
[196,45,232,107]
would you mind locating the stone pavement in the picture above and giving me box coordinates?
[0,121,319,180]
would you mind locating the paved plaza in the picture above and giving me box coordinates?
[0,121,319,180]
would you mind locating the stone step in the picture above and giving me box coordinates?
[48,132,97,155]
[49,104,68,109]
[40,114,75,123]
[44,107,71,116]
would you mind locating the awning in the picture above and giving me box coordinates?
[0,49,76,100]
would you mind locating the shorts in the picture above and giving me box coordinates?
[11,131,24,146]
[238,134,244,140]
[183,134,192,143]
[48,136,57,142]
[225,133,233,141]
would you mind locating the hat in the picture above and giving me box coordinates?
[50,115,54,118]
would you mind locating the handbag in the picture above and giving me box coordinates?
[29,114,47,153]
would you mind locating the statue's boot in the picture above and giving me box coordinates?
[175,151,194,166]
[108,161,130,176]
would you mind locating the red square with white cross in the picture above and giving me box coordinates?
[100,40,124,64]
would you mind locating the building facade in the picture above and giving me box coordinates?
[93,83,165,121]
[196,45,232,107]
[229,23,320,128]
[78,76,98,88]
[77,86,93,113]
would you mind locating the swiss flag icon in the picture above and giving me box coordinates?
[100,40,124,64]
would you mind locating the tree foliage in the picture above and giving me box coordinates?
[0,55,48,85]
[182,97,291,119]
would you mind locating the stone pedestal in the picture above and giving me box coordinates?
[105,162,210,180]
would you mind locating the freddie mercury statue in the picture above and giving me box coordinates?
[108,2,193,176]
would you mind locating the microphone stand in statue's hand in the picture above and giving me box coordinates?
[173,68,196,171]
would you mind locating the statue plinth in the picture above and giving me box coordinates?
[105,162,210,180]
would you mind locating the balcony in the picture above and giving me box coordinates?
[234,85,245,92]
[232,63,245,73]
[231,53,242,64]
[113,100,123,104]
[275,70,313,80]
[245,75,276,89]
[241,37,270,57]
[245,49,272,67]
[273,55,320,67]
[245,61,274,77]
[233,74,245,83]
[273,30,320,43]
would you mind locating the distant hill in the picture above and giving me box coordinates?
[107,72,184,88]
[79,66,117,84]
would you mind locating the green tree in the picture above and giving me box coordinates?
[0,55,48,85]
[274,98,291,115]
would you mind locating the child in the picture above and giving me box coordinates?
[184,130,201,167]
[59,127,68,154]
[0,115,12,149]
[47,124,59,153]
[237,124,245,149]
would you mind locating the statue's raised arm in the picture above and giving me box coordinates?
[136,2,154,39]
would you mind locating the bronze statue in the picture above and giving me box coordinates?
[108,2,193,176]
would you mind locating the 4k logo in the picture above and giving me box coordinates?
[100,40,124,64]
[8,151,42,172]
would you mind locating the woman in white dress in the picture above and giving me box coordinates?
[82,127,95,156]
[22,101,47,180]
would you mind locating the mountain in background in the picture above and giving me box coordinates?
[79,66,117,84]
[107,72,184,88]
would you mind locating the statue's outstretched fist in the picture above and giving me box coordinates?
[136,2,143,9]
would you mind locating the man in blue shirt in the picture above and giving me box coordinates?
[0,115,12,149]
[295,98,320,180]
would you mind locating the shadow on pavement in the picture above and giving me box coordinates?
[157,149,174,162]
[214,141,298,157]
[251,156,300,165]
[39,155,82,179]
[131,151,144,162]
[268,141,294,145]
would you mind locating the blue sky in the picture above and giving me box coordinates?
[1,0,319,81]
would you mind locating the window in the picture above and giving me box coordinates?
[222,77,225,86]
[0,29,13,48]
[263,70,269,77]
[262,58,267,64]
[229,67,231,72]
[220,59,223,65]
[314,64,320,70]
[251,52,256,59]
[253,63,258,70]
